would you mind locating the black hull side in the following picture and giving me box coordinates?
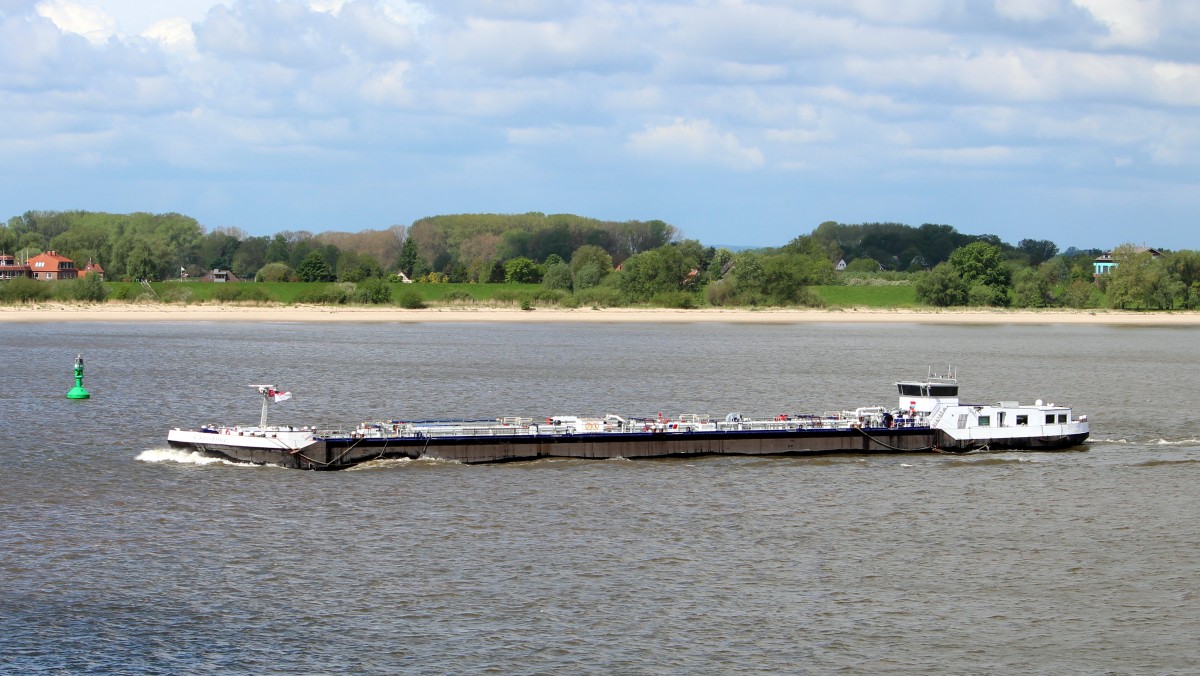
[171,427,935,470]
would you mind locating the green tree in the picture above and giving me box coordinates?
[336,252,384,283]
[397,236,420,276]
[297,252,335,282]
[503,256,542,283]
[844,258,881,274]
[542,262,573,291]
[569,245,613,276]
[198,230,241,270]
[1104,244,1181,309]
[1011,267,1050,308]
[1060,280,1097,308]
[708,248,735,280]
[570,245,614,290]
[231,237,269,279]
[266,234,290,264]
[1018,238,1059,266]
[255,262,296,282]
[618,246,689,301]
[948,242,1010,306]
[915,263,969,306]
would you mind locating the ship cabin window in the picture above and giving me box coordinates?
[978,415,990,427]
[897,383,959,397]
[1059,414,1068,423]
[1016,415,1028,426]
[1045,414,1056,424]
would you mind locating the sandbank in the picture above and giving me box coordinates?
[2,302,1200,325]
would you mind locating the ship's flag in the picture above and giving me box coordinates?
[268,389,292,402]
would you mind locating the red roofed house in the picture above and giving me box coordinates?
[82,258,106,281]
[26,251,78,280]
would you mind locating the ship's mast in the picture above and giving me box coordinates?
[253,384,274,428]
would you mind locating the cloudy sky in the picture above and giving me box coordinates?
[2,0,1198,248]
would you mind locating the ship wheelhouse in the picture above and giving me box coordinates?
[896,374,960,415]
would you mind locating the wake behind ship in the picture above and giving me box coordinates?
[166,372,1089,470]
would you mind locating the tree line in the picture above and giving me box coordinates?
[3,210,1197,310]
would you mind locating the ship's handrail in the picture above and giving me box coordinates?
[307,412,942,440]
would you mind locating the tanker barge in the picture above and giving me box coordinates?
[166,371,1089,470]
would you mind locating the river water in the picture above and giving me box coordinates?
[2,320,1198,674]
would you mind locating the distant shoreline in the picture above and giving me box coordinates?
[3,302,1200,325]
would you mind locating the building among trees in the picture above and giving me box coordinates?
[200,269,240,283]
[1093,247,1162,279]
[0,250,83,280]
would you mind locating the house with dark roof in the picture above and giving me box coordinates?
[200,269,240,283]
[1093,247,1163,278]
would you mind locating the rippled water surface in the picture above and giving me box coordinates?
[2,321,1198,673]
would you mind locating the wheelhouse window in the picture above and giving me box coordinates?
[1058,414,1068,423]
[1016,415,1028,426]
[928,385,958,397]
[978,415,990,426]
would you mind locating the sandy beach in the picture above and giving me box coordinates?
[3,302,1200,325]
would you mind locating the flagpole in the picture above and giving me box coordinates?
[256,385,273,428]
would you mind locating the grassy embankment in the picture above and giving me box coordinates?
[107,281,544,304]
[810,285,919,308]
[99,281,920,308]
[26,281,1118,310]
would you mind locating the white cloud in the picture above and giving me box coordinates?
[628,119,764,171]
[995,0,1062,22]
[907,145,1041,166]
[142,17,196,48]
[35,0,115,43]
[4,0,1200,247]
[1073,0,1162,47]
[442,13,652,77]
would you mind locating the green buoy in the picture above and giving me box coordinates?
[67,354,90,400]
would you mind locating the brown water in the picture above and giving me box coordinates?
[2,321,1197,673]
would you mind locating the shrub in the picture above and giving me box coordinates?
[491,289,522,304]
[296,283,353,305]
[159,286,194,304]
[110,284,147,301]
[705,279,736,307]
[395,287,426,309]
[650,291,698,309]
[530,288,568,304]
[256,263,297,282]
[0,277,52,303]
[790,287,825,308]
[59,274,110,302]
[213,284,270,303]
[573,286,623,308]
[353,278,391,304]
[441,289,474,303]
